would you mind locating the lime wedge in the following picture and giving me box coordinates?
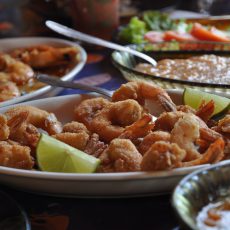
[36,134,100,173]
[183,88,230,117]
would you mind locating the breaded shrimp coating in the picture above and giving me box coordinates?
[141,141,186,171]
[112,81,176,112]
[91,100,143,142]
[138,131,171,155]
[0,114,9,141]
[84,133,107,158]
[5,105,62,135]
[98,139,142,172]
[0,141,34,169]
[53,132,89,151]
[63,121,90,134]
[171,113,201,161]
[74,97,111,128]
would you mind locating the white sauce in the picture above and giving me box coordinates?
[197,201,230,230]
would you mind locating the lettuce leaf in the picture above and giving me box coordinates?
[118,17,147,44]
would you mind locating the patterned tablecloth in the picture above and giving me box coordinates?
[58,51,126,96]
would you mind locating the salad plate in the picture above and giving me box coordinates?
[0,90,225,198]
[117,11,230,46]
[0,37,87,107]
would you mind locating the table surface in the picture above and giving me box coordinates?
[0,50,182,230]
[0,2,214,228]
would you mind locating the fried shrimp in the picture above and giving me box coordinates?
[62,121,90,134]
[199,127,222,142]
[0,114,9,141]
[180,138,225,167]
[154,111,185,132]
[176,105,196,113]
[91,99,143,142]
[141,141,186,171]
[0,141,34,169]
[7,111,40,148]
[53,132,90,151]
[54,122,106,157]
[74,97,111,128]
[196,100,215,123]
[209,115,230,158]
[119,114,154,140]
[0,54,34,85]
[171,113,201,161]
[112,81,177,112]
[138,131,171,155]
[109,99,143,126]
[154,111,207,132]
[84,133,107,158]
[11,45,79,68]
[0,81,20,102]
[98,139,142,172]
[215,115,230,133]
[53,120,90,150]
[5,105,62,135]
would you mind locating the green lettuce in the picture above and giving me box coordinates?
[118,17,147,44]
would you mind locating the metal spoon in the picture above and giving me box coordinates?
[45,20,157,66]
[36,74,112,99]
[36,74,158,121]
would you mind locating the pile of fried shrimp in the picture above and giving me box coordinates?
[0,81,229,173]
[0,45,78,102]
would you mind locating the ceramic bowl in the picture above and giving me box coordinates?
[172,160,230,230]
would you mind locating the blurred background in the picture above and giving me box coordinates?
[0,0,229,39]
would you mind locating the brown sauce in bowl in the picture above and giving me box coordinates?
[135,54,230,84]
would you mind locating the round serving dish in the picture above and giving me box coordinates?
[0,37,87,107]
[111,43,230,95]
[172,160,230,230]
[0,90,217,198]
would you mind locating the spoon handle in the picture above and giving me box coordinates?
[46,20,157,66]
[36,74,113,98]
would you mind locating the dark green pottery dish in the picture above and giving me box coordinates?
[172,160,230,230]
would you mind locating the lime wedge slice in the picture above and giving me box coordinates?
[36,134,100,173]
[183,88,230,117]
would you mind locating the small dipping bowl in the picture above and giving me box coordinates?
[172,160,230,230]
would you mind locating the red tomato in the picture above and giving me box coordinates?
[163,31,197,42]
[191,23,230,42]
[144,31,164,43]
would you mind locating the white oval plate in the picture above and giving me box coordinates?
[0,37,87,107]
[0,91,220,198]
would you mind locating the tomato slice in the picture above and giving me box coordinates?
[144,31,164,43]
[191,23,230,42]
[163,31,197,42]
